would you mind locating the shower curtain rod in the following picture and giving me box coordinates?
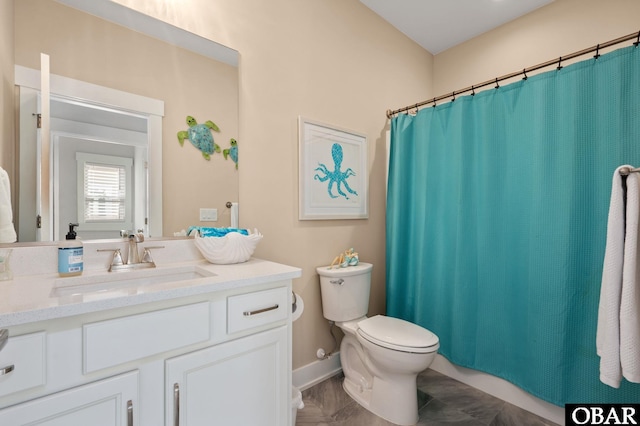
[386,30,640,119]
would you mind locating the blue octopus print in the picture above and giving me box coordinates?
[314,143,358,199]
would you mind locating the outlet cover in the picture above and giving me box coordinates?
[200,208,218,222]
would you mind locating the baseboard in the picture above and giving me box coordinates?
[293,352,342,391]
[431,355,565,425]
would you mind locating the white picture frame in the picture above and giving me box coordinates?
[298,116,368,220]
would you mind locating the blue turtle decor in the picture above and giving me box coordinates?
[223,138,238,169]
[177,115,221,160]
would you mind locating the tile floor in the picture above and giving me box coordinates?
[296,369,560,425]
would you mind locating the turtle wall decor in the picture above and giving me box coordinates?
[177,115,221,160]
[223,138,238,169]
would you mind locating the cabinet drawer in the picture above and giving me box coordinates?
[227,287,288,334]
[0,332,46,398]
[83,302,210,373]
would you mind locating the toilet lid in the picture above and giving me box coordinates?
[357,315,439,353]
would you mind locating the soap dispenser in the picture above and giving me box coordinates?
[58,223,83,277]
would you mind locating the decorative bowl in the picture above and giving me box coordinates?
[194,229,262,264]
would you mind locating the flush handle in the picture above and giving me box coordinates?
[330,278,344,285]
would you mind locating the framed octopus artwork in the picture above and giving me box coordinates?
[298,116,368,220]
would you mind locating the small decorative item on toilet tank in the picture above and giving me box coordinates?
[329,247,359,269]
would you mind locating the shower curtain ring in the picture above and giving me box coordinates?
[432,99,436,108]
[594,44,601,59]
[451,91,456,102]
[522,69,528,80]
[635,31,640,47]
[471,85,476,96]
[494,78,500,89]
[557,56,563,70]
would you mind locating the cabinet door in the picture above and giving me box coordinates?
[0,371,138,426]
[166,326,288,426]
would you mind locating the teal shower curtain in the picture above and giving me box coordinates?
[387,45,640,405]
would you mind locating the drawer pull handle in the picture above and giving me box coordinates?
[0,364,14,376]
[174,383,180,426]
[127,400,133,426]
[243,304,279,316]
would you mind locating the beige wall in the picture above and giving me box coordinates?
[222,0,432,370]
[433,0,640,96]
[114,0,433,369]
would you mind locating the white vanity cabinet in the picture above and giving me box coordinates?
[166,286,290,426]
[0,371,138,426]
[0,264,296,426]
[166,326,288,426]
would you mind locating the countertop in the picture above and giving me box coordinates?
[0,239,301,328]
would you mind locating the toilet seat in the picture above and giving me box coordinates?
[357,315,439,354]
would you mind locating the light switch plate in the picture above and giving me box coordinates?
[200,208,218,222]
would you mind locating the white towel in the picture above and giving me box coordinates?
[597,165,640,388]
[0,167,17,243]
[620,172,640,383]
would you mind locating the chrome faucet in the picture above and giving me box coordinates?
[126,232,144,265]
[98,231,164,272]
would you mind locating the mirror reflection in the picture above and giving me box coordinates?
[10,0,239,243]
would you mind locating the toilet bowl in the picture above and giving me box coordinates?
[317,263,439,426]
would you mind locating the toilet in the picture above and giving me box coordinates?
[317,263,439,426]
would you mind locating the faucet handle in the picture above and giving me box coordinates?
[141,246,164,264]
[97,248,124,270]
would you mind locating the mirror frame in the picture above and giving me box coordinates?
[15,65,164,240]
[5,0,239,247]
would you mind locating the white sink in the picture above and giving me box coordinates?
[53,265,216,297]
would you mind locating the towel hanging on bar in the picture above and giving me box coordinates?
[597,165,640,388]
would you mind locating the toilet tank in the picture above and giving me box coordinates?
[316,263,373,322]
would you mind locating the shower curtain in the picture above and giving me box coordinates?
[387,45,640,405]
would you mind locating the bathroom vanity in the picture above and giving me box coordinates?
[0,239,301,425]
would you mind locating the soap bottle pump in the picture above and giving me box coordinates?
[58,223,83,277]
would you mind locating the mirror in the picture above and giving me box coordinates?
[9,0,239,243]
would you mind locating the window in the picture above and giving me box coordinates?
[76,153,133,231]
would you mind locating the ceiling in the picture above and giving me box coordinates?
[359,0,555,55]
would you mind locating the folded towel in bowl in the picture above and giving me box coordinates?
[187,226,249,238]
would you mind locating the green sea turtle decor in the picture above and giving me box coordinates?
[223,138,238,169]
[177,115,221,160]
